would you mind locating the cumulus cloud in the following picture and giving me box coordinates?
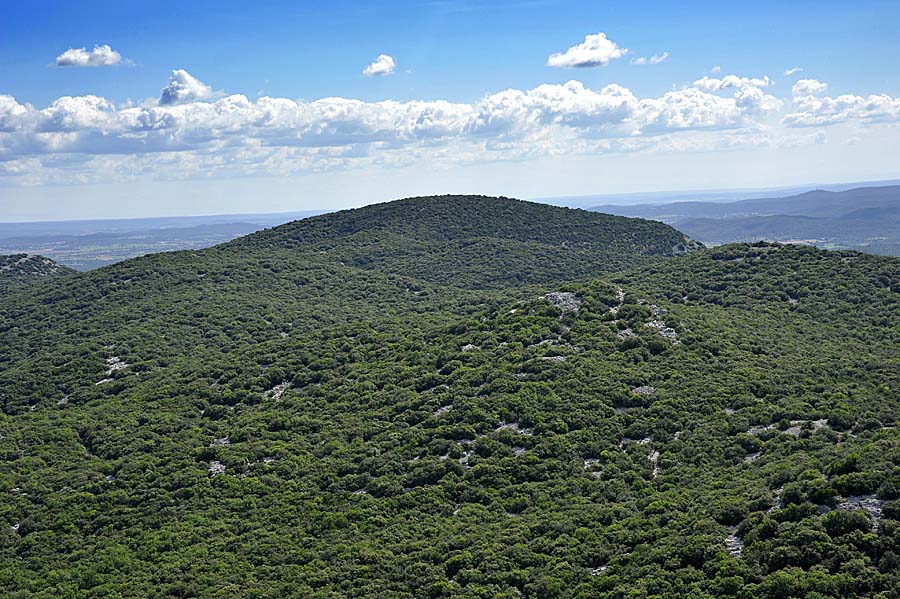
[0,73,784,184]
[792,78,828,97]
[784,67,804,76]
[783,89,900,127]
[693,74,771,92]
[547,33,627,68]
[363,54,396,77]
[632,52,669,66]
[55,45,124,68]
[159,70,213,105]
[711,65,722,74]
[10,69,900,187]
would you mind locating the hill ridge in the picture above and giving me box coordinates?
[226,194,699,289]
[0,253,76,291]
[231,194,697,248]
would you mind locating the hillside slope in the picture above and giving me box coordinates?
[0,196,898,598]
[0,196,695,415]
[233,195,700,288]
[0,254,75,291]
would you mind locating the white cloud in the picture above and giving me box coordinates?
[159,70,213,105]
[0,95,30,131]
[784,67,804,76]
[792,78,828,97]
[783,89,900,127]
[363,54,396,77]
[39,95,117,131]
[547,33,627,68]
[693,74,771,92]
[55,44,124,68]
[0,74,783,189]
[8,70,900,188]
[711,65,722,74]
[632,52,669,66]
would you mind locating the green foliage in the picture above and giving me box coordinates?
[0,199,898,598]
[0,254,75,292]
[233,195,699,289]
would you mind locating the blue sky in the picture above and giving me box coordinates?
[2,0,900,220]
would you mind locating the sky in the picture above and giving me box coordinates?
[1,0,900,221]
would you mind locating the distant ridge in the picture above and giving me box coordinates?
[588,185,900,256]
[537,178,900,209]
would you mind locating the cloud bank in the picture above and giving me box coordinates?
[1,70,897,187]
[0,77,780,156]
[784,91,900,127]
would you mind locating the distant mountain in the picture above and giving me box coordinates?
[538,178,900,209]
[590,185,900,255]
[0,253,75,291]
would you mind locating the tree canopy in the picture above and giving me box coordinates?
[1,198,898,598]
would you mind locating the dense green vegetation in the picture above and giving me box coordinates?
[1,197,898,598]
[235,195,700,289]
[0,254,75,292]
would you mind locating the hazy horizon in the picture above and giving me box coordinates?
[3,176,900,224]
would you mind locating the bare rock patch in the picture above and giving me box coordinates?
[542,292,581,313]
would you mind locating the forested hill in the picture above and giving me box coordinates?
[229,195,700,288]
[0,196,697,413]
[0,254,75,291]
[2,195,900,597]
[620,242,900,323]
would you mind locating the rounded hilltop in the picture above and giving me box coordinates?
[0,253,75,291]
[229,194,700,288]
[236,194,699,251]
